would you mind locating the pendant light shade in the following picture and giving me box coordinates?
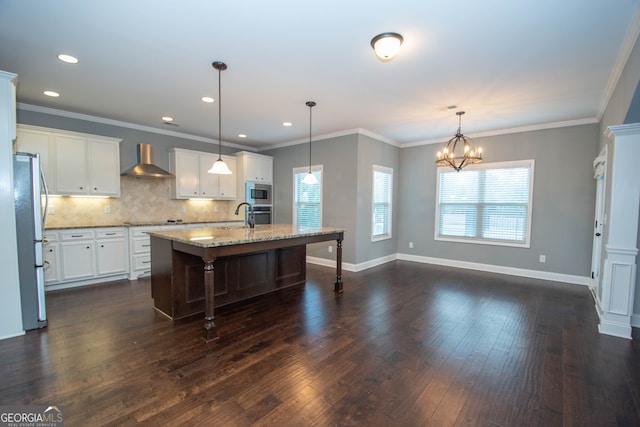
[370,32,404,62]
[435,111,483,172]
[302,101,319,185]
[208,61,232,175]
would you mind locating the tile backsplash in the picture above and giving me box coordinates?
[45,175,239,227]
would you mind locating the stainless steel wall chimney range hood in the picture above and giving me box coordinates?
[121,143,173,178]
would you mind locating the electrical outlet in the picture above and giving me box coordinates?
[181,205,187,213]
[328,245,333,253]
[48,206,55,215]
[539,255,546,263]
[409,242,413,249]
[104,205,111,214]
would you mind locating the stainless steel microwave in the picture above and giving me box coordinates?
[246,182,272,205]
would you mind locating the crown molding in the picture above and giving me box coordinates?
[258,128,399,152]
[597,4,640,120]
[17,103,255,151]
[400,117,599,148]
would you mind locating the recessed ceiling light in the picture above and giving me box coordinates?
[283,122,292,127]
[161,116,174,122]
[57,54,78,64]
[238,134,247,138]
[43,90,59,97]
[201,96,214,103]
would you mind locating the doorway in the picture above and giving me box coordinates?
[591,147,607,299]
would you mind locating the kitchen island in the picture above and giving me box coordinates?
[147,224,345,342]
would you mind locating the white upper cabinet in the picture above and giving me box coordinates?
[170,148,236,200]
[236,151,273,183]
[14,126,55,192]
[16,125,121,197]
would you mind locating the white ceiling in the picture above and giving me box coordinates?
[0,1,638,150]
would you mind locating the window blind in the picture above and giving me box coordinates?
[293,167,322,227]
[436,160,534,247]
[372,165,393,240]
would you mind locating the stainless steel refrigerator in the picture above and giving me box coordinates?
[13,152,49,330]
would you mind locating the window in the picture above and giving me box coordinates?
[435,159,534,247]
[372,165,393,241]
[293,165,322,227]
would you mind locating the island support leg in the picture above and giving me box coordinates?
[334,237,343,293]
[202,258,219,342]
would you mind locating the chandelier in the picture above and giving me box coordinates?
[436,111,483,172]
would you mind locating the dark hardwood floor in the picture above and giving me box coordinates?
[1,261,640,426]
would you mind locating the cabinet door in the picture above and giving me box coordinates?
[218,156,236,199]
[61,241,95,280]
[199,154,219,197]
[54,134,87,194]
[97,239,128,275]
[245,156,262,182]
[174,150,200,198]
[16,128,55,192]
[89,138,120,196]
[43,243,59,283]
[259,156,273,183]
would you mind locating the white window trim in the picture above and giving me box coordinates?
[434,159,535,248]
[371,164,393,242]
[293,164,323,227]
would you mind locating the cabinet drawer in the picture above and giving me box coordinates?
[133,238,151,254]
[133,254,151,270]
[96,229,125,239]
[60,230,95,241]
[43,230,59,243]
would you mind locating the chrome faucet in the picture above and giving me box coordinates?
[235,202,255,228]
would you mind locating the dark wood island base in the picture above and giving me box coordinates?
[147,225,345,342]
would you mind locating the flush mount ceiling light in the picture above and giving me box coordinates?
[436,111,483,172]
[208,61,232,175]
[302,101,319,185]
[370,32,404,62]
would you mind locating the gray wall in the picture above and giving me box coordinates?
[17,109,239,174]
[354,134,400,264]
[397,124,599,277]
[263,134,359,263]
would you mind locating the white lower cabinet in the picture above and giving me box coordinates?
[60,230,95,281]
[96,229,128,275]
[43,231,60,284]
[47,227,129,290]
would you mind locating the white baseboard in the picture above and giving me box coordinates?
[307,252,589,286]
[397,253,590,286]
[0,330,25,341]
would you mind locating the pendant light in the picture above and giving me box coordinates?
[208,61,232,175]
[302,101,319,185]
[435,111,483,172]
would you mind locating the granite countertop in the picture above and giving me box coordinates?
[146,224,346,248]
[45,220,241,230]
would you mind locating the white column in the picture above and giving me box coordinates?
[0,70,25,340]
[598,124,640,338]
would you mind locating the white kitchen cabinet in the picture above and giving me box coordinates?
[15,126,55,192]
[43,230,60,284]
[60,230,95,281]
[238,151,272,183]
[170,148,236,199]
[48,227,129,290]
[96,228,128,275]
[128,224,183,279]
[88,138,121,196]
[16,125,121,197]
